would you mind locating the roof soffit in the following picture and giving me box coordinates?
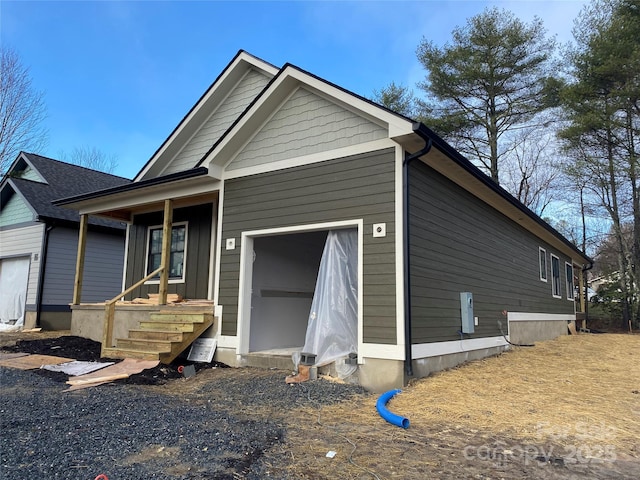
[135,51,279,181]
[203,65,414,172]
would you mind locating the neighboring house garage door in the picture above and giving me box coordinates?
[0,256,30,330]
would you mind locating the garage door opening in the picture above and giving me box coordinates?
[246,228,358,365]
[0,256,30,331]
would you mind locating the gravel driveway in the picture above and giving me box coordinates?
[0,363,367,479]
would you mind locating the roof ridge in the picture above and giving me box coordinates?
[22,152,131,181]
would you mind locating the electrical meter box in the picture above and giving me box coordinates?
[460,292,474,334]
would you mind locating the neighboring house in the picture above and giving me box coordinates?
[0,153,130,330]
[55,51,591,391]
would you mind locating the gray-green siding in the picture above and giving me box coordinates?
[228,87,387,171]
[164,69,272,175]
[124,203,213,300]
[43,227,125,305]
[219,148,397,343]
[408,162,575,344]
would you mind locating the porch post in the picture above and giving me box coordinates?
[72,214,88,305]
[158,199,173,305]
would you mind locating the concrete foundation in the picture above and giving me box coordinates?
[70,304,215,346]
[357,358,405,393]
[23,312,37,330]
[411,345,508,380]
[509,319,568,345]
[40,311,71,331]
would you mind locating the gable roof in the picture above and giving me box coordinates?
[134,50,279,181]
[1,152,130,228]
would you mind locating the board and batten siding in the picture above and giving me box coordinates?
[0,223,44,305]
[124,203,213,300]
[42,227,125,305]
[163,69,272,176]
[227,87,388,171]
[0,193,34,227]
[219,148,397,343]
[408,162,575,344]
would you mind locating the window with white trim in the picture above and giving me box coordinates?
[145,222,187,282]
[539,247,547,282]
[566,262,575,300]
[551,254,561,298]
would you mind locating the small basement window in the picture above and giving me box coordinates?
[551,254,561,298]
[566,262,575,301]
[145,222,188,282]
[539,247,547,282]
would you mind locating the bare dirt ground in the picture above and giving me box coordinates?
[1,330,639,479]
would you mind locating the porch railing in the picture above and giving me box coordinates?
[102,266,164,355]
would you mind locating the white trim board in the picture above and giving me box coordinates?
[508,312,576,322]
[222,139,397,180]
[412,336,509,359]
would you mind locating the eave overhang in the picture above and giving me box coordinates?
[53,167,218,222]
[396,123,592,267]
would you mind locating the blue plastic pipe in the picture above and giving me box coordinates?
[376,389,410,429]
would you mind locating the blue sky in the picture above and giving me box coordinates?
[2,0,587,179]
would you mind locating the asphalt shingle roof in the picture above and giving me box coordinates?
[5,153,131,229]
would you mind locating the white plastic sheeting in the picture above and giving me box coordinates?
[294,229,358,378]
[0,257,30,332]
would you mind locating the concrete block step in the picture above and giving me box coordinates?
[241,353,295,371]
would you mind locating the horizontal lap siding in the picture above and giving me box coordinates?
[219,148,397,343]
[124,203,213,300]
[0,223,43,305]
[0,194,34,226]
[42,227,125,304]
[164,69,271,175]
[409,162,574,344]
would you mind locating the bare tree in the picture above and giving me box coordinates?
[500,126,559,216]
[0,46,48,173]
[59,145,119,174]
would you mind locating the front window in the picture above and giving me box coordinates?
[551,254,561,298]
[146,223,187,281]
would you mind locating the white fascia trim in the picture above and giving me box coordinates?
[76,179,220,216]
[121,224,131,292]
[412,336,509,359]
[223,139,397,180]
[507,312,576,322]
[283,68,414,137]
[360,343,404,361]
[394,146,405,352]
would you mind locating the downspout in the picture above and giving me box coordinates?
[582,260,594,323]
[403,123,433,377]
[35,223,55,328]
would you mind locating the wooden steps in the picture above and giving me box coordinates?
[103,311,215,364]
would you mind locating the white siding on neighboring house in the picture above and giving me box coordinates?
[42,227,125,305]
[163,68,272,175]
[0,193,35,227]
[227,87,387,171]
[0,223,44,305]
